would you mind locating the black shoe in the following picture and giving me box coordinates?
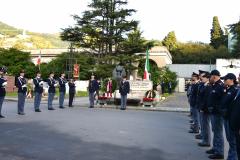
[120,108,126,110]
[59,106,65,109]
[188,130,199,134]
[89,106,94,108]
[189,120,193,123]
[208,154,224,159]
[206,149,215,154]
[48,108,55,110]
[198,143,210,147]
[69,105,73,107]
[0,115,5,118]
[195,134,202,139]
[35,109,41,112]
[18,112,25,115]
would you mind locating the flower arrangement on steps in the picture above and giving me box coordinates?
[143,90,160,107]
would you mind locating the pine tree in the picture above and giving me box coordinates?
[229,21,240,56]
[61,0,138,56]
[210,16,224,49]
[162,31,178,51]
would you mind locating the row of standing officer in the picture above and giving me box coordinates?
[0,69,76,117]
[188,69,240,160]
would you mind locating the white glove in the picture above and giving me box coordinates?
[39,81,44,85]
[54,84,58,87]
[22,84,27,88]
[2,82,7,87]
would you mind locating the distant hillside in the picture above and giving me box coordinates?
[0,21,68,49]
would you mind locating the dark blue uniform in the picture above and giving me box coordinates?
[229,89,240,160]
[196,82,205,136]
[47,78,57,109]
[221,85,238,160]
[198,82,212,146]
[33,77,44,110]
[208,79,224,156]
[88,79,99,108]
[189,81,200,132]
[0,76,7,116]
[68,81,76,107]
[58,77,67,108]
[119,80,130,110]
[16,76,27,114]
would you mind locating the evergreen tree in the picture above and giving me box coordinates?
[162,31,178,51]
[229,21,240,56]
[210,16,224,49]
[61,0,138,56]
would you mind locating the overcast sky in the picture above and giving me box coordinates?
[0,0,239,43]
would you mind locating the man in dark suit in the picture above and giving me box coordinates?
[0,67,7,118]
[58,73,67,109]
[68,79,76,107]
[88,75,99,108]
[33,71,44,112]
[47,72,57,110]
[16,69,27,115]
[119,76,130,110]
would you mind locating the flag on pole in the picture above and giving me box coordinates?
[143,48,150,80]
[37,50,41,70]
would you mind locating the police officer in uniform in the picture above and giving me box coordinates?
[88,75,99,108]
[58,73,67,109]
[47,72,57,110]
[0,67,7,118]
[33,71,44,112]
[220,73,238,160]
[230,88,240,159]
[68,79,76,107]
[189,72,200,133]
[198,72,212,147]
[119,76,130,110]
[207,70,224,159]
[16,70,27,115]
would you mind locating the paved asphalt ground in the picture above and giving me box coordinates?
[0,94,228,160]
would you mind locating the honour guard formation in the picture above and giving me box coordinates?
[188,70,240,160]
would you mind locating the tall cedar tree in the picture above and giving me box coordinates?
[61,0,138,56]
[210,16,225,49]
[162,31,178,51]
[229,21,240,56]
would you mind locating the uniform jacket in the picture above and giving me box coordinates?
[68,82,76,94]
[198,82,212,112]
[220,85,238,119]
[88,79,99,93]
[207,79,224,114]
[189,82,199,107]
[196,82,204,109]
[229,89,240,131]
[59,77,67,93]
[119,80,130,96]
[47,78,56,93]
[0,76,7,97]
[16,76,27,93]
[33,77,44,93]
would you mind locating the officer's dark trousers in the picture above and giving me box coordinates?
[89,92,95,107]
[224,119,238,160]
[199,111,204,136]
[210,114,224,155]
[18,92,26,113]
[34,92,42,110]
[69,93,74,107]
[59,92,65,107]
[0,96,4,115]
[121,95,127,109]
[235,132,240,160]
[201,112,211,145]
[48,92,55,109]
[192,106,199,131]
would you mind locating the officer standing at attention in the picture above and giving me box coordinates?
[33,71,44,112]
[189,72,200,134]
[16,69,27,115]
[229,88,240,160]
[207,70,224,159]
[119,76,130,110]
[47,72,57,110]
[0,67,7,118]
[220,73,238,160]
[88,75,99,108]
[198,72,212,147]
[68,79,76,107]
[58,73,67,109]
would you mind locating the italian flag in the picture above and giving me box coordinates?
[143,48,150,80]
